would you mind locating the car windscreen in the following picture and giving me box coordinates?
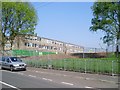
[10,57,22,62]
[0,57,5,62]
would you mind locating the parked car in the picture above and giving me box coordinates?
[0,56,27,71]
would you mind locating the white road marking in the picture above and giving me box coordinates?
[86,78,90,80]
[47,79,53,81]
[75,76,84,79]
[9,71,14,73]
[3,69,117,85]
[85,86,93,88]
[42,78,53,81]
[63,75,67,76]
[99,79,116,83]
[61,82,74,86]
[42,78,48,80]
[17,72,24,75]
[40,72,44,73]
[35,71,39,73]
[31,70,68,77]
[28,75,36,78]
[0,81,20,90]
[35,71,45,74]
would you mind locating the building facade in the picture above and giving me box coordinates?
[3,35,84,54]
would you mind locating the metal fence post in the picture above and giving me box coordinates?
[97,59,98,74]
[64,59,66,71]
[112,60,114,76]
[79,59,80,72]
[83,48,85,58]
[85,59,86,74]
[100,60,101,74]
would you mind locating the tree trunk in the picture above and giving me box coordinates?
[116,42,119,58]
[116,30,120,58]
[117,2,120,59]
[10,41,13,50]
[17,36,20,50]
[2,43,5,56]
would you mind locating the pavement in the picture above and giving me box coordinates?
[0,67,119,89]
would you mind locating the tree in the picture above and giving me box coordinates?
[1,1,37,51]
[90,1,120,58]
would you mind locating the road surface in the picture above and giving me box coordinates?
[0,67,119,89]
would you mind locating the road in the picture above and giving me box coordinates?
[0,67,119,89]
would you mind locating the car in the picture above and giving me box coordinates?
[0,56,27,71]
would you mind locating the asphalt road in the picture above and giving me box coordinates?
[0,67,119,89]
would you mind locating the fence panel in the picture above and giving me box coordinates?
[21,58,119,76]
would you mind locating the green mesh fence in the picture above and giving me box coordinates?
[23,59,119,75]
[12,50,56,56]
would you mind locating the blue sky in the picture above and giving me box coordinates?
[31,2,106,49]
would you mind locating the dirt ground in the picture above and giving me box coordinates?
[21,54,77,60]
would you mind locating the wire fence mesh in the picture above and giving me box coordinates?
[22,58,118,76]
[0,49,119,76]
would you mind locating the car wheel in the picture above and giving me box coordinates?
[23,68,26,71]
[10,66,14,72]
[0,66,2,70]
[1,67,4,70]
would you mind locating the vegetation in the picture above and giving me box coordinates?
[1,1,37,51]
[90,1,120,58]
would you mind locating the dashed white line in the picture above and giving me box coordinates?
[42,78,53,81]
[29,70,68,77]
[42,78,48,80]
[63,75,67,76]
[40,71,44,73]
[61,82,74,86]
[35,71,39,73]
[85,86,93,88]
[28,75,36,78]
[86,78,90,80]
[47,79,53,81]
[17,72,24,75]
[99,79,116,83]
[35,71,45,74]
[0,81,21,90]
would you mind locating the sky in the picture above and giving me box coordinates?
[31,2,106,49]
